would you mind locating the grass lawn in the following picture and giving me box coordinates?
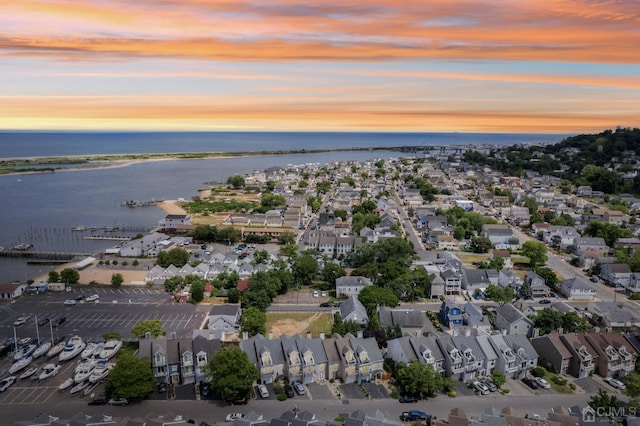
[456,253,490,265]
[543,372,573,394]
[265,312,333,338]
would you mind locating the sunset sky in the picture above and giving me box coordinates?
[1,0,639,133]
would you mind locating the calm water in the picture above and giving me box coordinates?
[0,131,568,281]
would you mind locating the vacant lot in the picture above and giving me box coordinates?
[266,312,333,338]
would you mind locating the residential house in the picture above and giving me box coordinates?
[463,302,492,334]
[441,270,463,296]
[503,334,539,379]
[207,304,241,335]
[436,235,460,251]
[585,332,638,378]
[159,214,191,231]
[332,334,358,384]
[387,336,445,374]
[348,333,384,382]
[559,277,596,301]
[524,271,551,299]
[240,334,286,384]
[178,338,195,385]
[560,333,598,378]
[339,296,369,327]
[498,270,522,291]
[118,232,169,257]
[191,332,222,383]
[475,334,498,376]
[600,264,633,289]
[335,276,372,298]
[482,224,520,249]
[495,303,534,337]
[586,302,640,328]
[378,306,427,337]
[436,334,466,380]
[0,282,28,299]
[489,334,519,378]
[451,334,485,381]
[462,268,497,293]
[429,272,445,298]
[439,300,463,328]
[491,250,513,269]
[167,336,181,384]
[530,332,572,375]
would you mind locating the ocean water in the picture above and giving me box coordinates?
[0,131,565,158]
[0,131,569,282]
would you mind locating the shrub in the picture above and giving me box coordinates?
[531,366,546,377]
[551,375,566,385]
[448,390,457,398]
[501,388,510,394]
[335,417,346,422]
[277,394,287,401]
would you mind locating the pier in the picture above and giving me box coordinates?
[0,249,92,261]
[121,199,161,208]
[84,236,131,241]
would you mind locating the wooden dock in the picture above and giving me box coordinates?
[0,250,91,260]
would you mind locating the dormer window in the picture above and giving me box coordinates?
[154,352,166,366]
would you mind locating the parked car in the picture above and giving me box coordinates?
[482,379,498,392]
[225,413,244,422]
[13,316,29,327]
[52,317,66,327]
[0,376,17,392]
[293,382,306,395]
[319,302,332,308]
[257,384,269,399]
[605,377,626,390]
[200,382,210,397]
[522,378,539,389]
[63,299,77,306]
[284,384,295,398]
[534,378,551,389]
[37,317,50,326]
[399,395,418,403]
[88,396,108,406]
[473,381,490,395]
[108,398,129,406]
[312,291,319,298]
[157,382,167,393]
[401,410,427,421]
[590,276,599,282]
[228,397,248,405]
[85,294,99,302]
[539,299,551,304]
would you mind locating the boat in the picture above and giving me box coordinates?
[58,377,73,391]
[18,337,32,345]
[88,361,113,384]
[32,341,52,359]
[71,226,87,231]
[59,336,86,362]
[9,356,32,374]
[19,367,38,380]
[14,344,37,361]
[81,342,98,359]
[39,363,61,381]
[83,382,99,396]
[93,342,105,357]
[74,363,95,383]
[47,341,66,358]
[75,357,99,373]
[70,380,89,395]
[98,339,123,360]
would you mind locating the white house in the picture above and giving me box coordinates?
[335,276,372,298]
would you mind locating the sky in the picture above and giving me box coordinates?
[1,0,639,133]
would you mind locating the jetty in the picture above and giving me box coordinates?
[0,249,91,261]
[121,199,161,208]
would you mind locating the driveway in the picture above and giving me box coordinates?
[362,382,389,399]
[340,383,367,399]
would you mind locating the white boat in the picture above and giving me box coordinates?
[93,342,105,357]
[98,339,122,360]
[19,367,38,380]
[81,343,98,359]
[88,361,113,384]
[74,363,95,384]
[39,363,61,381]
[14,344,37,361]
[58,377,73,391]
[47,341,66,358]
[70,380,89,395]
[9,356,32,374]
[83,382,99,396]
[75,357,98,373]
[59,336,86,362]
[32,341,52,359]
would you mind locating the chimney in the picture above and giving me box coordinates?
[169,332,177,340]
[319,332,325,340]
[145,332,151,339]
[307,332,312,339]
[557,327,564,335]
[242,331,248,340]
[357,330,363,338]
[269,332,273,340]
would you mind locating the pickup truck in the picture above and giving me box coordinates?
[401,410,427,421]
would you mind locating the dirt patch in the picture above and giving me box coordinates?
[268,313,325,337]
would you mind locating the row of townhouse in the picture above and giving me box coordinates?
[386,331,538,381]
[531,331,639,379]
[145,260,272,284]
[240,332,384,385]
[304,232,363,257]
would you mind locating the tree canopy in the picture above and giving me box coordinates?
[521,240,548,268]
[107,352,155,400]
[241,307,266,337]
[204,346,258,402]
[131,319,166,339]
[156,247,190,268]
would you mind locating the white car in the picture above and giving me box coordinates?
[85,294,99,302]
[13,316,29,326]
[473,381,489,395]
[257,384,269,399]
[0,376,16,392]
[63,299,77,306]
[226,413,244,422]
[534,378,551,389]
[606,377,626,390]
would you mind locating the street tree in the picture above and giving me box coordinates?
[241,307,266,337]
[111,273,124,287]
[483,284,515,305]
[469,236,493,253]
[107,352,155,399]
[279,244,298,260]
[204,346,258,402]
[588,388,621,415]
[60,268,80,284]
[395,361,443,398]
[521,240,548,268]
[156,247,190,268]
[277,231,296,245]
[131,319,166,339]
[358,285,399,316]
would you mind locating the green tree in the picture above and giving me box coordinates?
[131,319,166,339]
[227,287,241,303]
[279,244,298,259]
[106,352,155,400]
[156,247,190,268]
[358,285,399,316]
[469,236,493,253]
[48,270,60,283]
[535,267,559,291]
[292,254,319,286]
[111,273,124,287]
[623,372,640,399]
[483,284,515,305]
[226,175,246,189]
[316,180,331,195]
[307,196,322,213]
[521,240,548,268]
[164,276,185,293]
[60,268,80,284]
[588,388,621,416]
[491,371,506,387]
[584,220,632,247]
[322,262,346,286]
[252,249,270,265]
[241,307,266,337]
[191,281,204,303]
[277,231,296,245]
[204,346,258,402]
[395,361,443,398]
